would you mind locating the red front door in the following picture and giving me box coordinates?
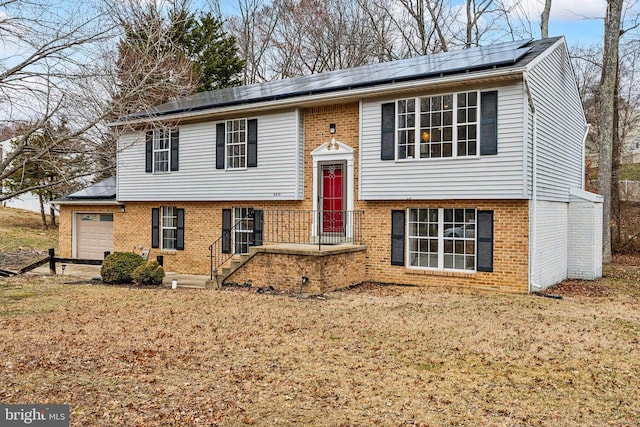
[321,163,344,234]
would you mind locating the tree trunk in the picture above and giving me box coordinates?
[49,205,57,228]
[597,0,623,263]
[466,1,473,48]
[38,192,48,230]
[611,68,621,249]
[540,0,551,38]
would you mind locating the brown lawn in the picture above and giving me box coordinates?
[0,206,58,251]
[1,260,639,426]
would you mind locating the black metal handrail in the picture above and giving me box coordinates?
[208,209,364,281]
[263,210,363,249]
[208,215,253,281]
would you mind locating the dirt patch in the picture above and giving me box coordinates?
[0,249,48,271]
[538,279,612,298]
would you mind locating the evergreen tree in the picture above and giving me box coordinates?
[171,11,245,92]
[3,120,89,228]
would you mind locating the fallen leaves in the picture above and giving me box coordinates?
[0,267,639,426]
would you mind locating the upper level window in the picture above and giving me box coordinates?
[226,119,247,169]
[397,91,478,160]
[153,129,171,172]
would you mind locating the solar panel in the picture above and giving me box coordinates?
[127,38,538,120]
[66,177,116,199]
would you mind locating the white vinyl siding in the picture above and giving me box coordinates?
[567,191,603,280]
[359,83,526,200]
[532,201,568,290]
[526,41,586,202]
[117,109,302,201]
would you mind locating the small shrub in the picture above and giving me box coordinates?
[131,260,165,286]
[101,252,146,284]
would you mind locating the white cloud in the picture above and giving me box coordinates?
[507,0,606,22]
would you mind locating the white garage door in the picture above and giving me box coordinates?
[76,213,114,260]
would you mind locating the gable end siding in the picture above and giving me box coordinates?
[526,42,586,202]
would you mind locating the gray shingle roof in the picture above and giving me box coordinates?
[54,176,116,203]
[121,37,562,122]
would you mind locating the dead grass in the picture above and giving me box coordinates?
[0,206,58,251]
[1,264,639,426]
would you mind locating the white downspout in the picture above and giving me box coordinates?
[523,72,538,293]
[581,124,591,191]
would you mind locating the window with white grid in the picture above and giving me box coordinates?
[161,206,177,250]
[407,207,476,272]
[153,129,170,172]
[456,92,478,156]
[397,98,416,159]
[419,94,453,158]
[395,91,479,160]
[226,119,246,169]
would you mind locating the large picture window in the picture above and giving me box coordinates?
[397,91,478,160]
[226,119,247,169]
[408,208,476,271]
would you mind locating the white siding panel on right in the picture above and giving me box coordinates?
[527,42,587,202]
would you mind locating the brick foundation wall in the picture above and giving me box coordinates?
[357,200,530,293]
[225,247,367,294]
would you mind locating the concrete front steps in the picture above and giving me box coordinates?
[204,252,256,289]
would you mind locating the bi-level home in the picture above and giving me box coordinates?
[55,37,603,293]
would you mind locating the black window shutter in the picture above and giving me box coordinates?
[145,131,153,173]
[176,208,185,250]
[151,208,159,248]
[391,210,405,266]
[216,123,225,169]
[253,209,263,246]
[247,119,258,168]
[477,210,494,272]
[480,91,498,155]
[170,129,179,171]
[222,209,232,254]
[381,102,396,160]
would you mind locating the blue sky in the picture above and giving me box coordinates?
[214,0,609,48]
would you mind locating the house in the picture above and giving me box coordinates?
[0,138,52,213]
[54,37,603,293]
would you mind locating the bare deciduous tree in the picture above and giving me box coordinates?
[1,0,117,202]
[597,0,624,263]
[540,0,552,38]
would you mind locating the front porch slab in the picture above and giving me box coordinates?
[223,243,367,294]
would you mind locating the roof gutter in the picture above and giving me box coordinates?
[109,68,526,127]
[51,200,121,206]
